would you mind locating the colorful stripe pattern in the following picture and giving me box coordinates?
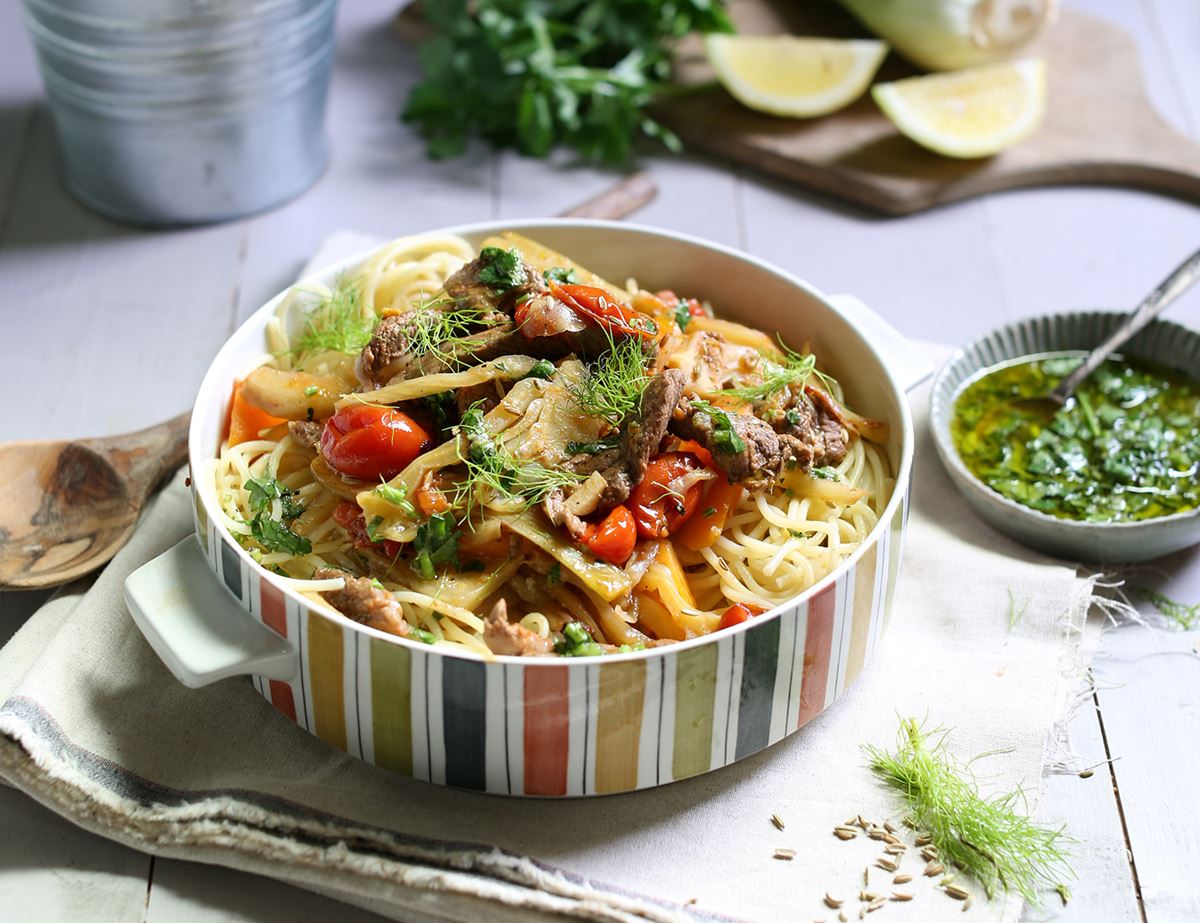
[190,481,907,796]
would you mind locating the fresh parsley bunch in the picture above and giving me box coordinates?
[403,0,734,163]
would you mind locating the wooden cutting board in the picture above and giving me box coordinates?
[657,1,1200,214]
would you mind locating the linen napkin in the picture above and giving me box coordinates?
[0,238,1092,922]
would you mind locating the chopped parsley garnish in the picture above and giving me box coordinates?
[544,266,577,284]
[546,563,562,585]
[423,390,458,434]
[244,476,310,554]
[523,359,557,380]
[784,408,803,427]
[476,247,525,291]
[567,436,619,455]
[410,628,437,645]
[455,403,584,510]
[250,515,312,556]
[555,621,604,657]
[673,300,692,332]
[811,466,837,481]
[365,515,385,543]
[373,482,418,519]
[702,506,716,518]
[413,512,460,579]
[690,400,747,455]
[303,385,319,397]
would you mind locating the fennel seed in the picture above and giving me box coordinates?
[867,828,887,841]
[893,874,912,884]
[824,893,844,909]
[839,912,848,923]
[883,820,897,834]
[891,892,913,902]
[1079,769,1094,779]
[925,861,945,877]
[771,813,786,831]
[884,845,906,856]
[863,867,869,886]
[963,894,973,912]
[859,891,883,902]
[835,826,858,840]
[944,885,970,901]
[867,898,885,913]
[774,848,796,860]
[876,857,898,872]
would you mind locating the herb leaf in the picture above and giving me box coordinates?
[250,514,312,556]
[292,275,375,357]
[477,247,525,291]
[373,482,418,519]
[568,331,650,425]
[455,403,584,510]
[721,340,818,403]
[690,399,747,454]
[402,1,734,165]
[673,300,692,332]
[555,621,605,657]
[544,266,577,285]
[413,512,460,579]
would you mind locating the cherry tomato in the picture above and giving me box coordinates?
[629,452,708,539]
[333,501,402,558]
[549,283,657,340]
[580,505,637,566]
[321,405,430,481]
[718,602,767,631]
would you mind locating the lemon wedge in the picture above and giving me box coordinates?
[872,59,1047,158]
[705,35,888,118]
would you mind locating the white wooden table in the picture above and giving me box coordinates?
[1,2,1198,920]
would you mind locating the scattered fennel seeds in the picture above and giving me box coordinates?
[864,718,1073,905]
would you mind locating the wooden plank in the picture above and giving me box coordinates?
[0,106,248,441]
[739,178,1010,346]
[1023,693,1142,923]
[1091,619,1200,923]
[0,786,150,922]
[145,858,390,923]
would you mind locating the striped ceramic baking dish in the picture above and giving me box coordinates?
[126,220,924,797]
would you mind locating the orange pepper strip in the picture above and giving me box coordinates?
[228,380,287,447]
[675,476,744,551]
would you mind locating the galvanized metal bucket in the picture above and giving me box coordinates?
[22,0,337,225]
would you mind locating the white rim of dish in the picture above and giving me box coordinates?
[189,217,917,665]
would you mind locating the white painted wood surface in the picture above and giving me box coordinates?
[1,1,1197,921]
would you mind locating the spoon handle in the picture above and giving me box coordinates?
[1051,246,1200,403]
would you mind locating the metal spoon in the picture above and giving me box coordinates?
[1044,245,1200,406]
[0,173,659,590]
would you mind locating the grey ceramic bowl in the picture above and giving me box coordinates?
[930,312,1200,563]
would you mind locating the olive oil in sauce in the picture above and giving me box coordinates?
[952,354,1200,522]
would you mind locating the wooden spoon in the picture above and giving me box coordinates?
[0,413,191,589]
[0,173,658,590]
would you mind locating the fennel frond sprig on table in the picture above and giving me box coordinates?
[865,718,1073,906]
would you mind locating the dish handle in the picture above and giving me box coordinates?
[124,537,296,689]
[827,293,933,392]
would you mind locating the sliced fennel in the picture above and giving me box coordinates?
[839,0,1056,71]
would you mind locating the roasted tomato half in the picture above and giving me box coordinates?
[321,405,430,481]
[629,452,710,540]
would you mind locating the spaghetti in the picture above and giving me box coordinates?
[211,233,892,657]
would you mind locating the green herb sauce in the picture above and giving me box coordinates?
[951,354,1200,522]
